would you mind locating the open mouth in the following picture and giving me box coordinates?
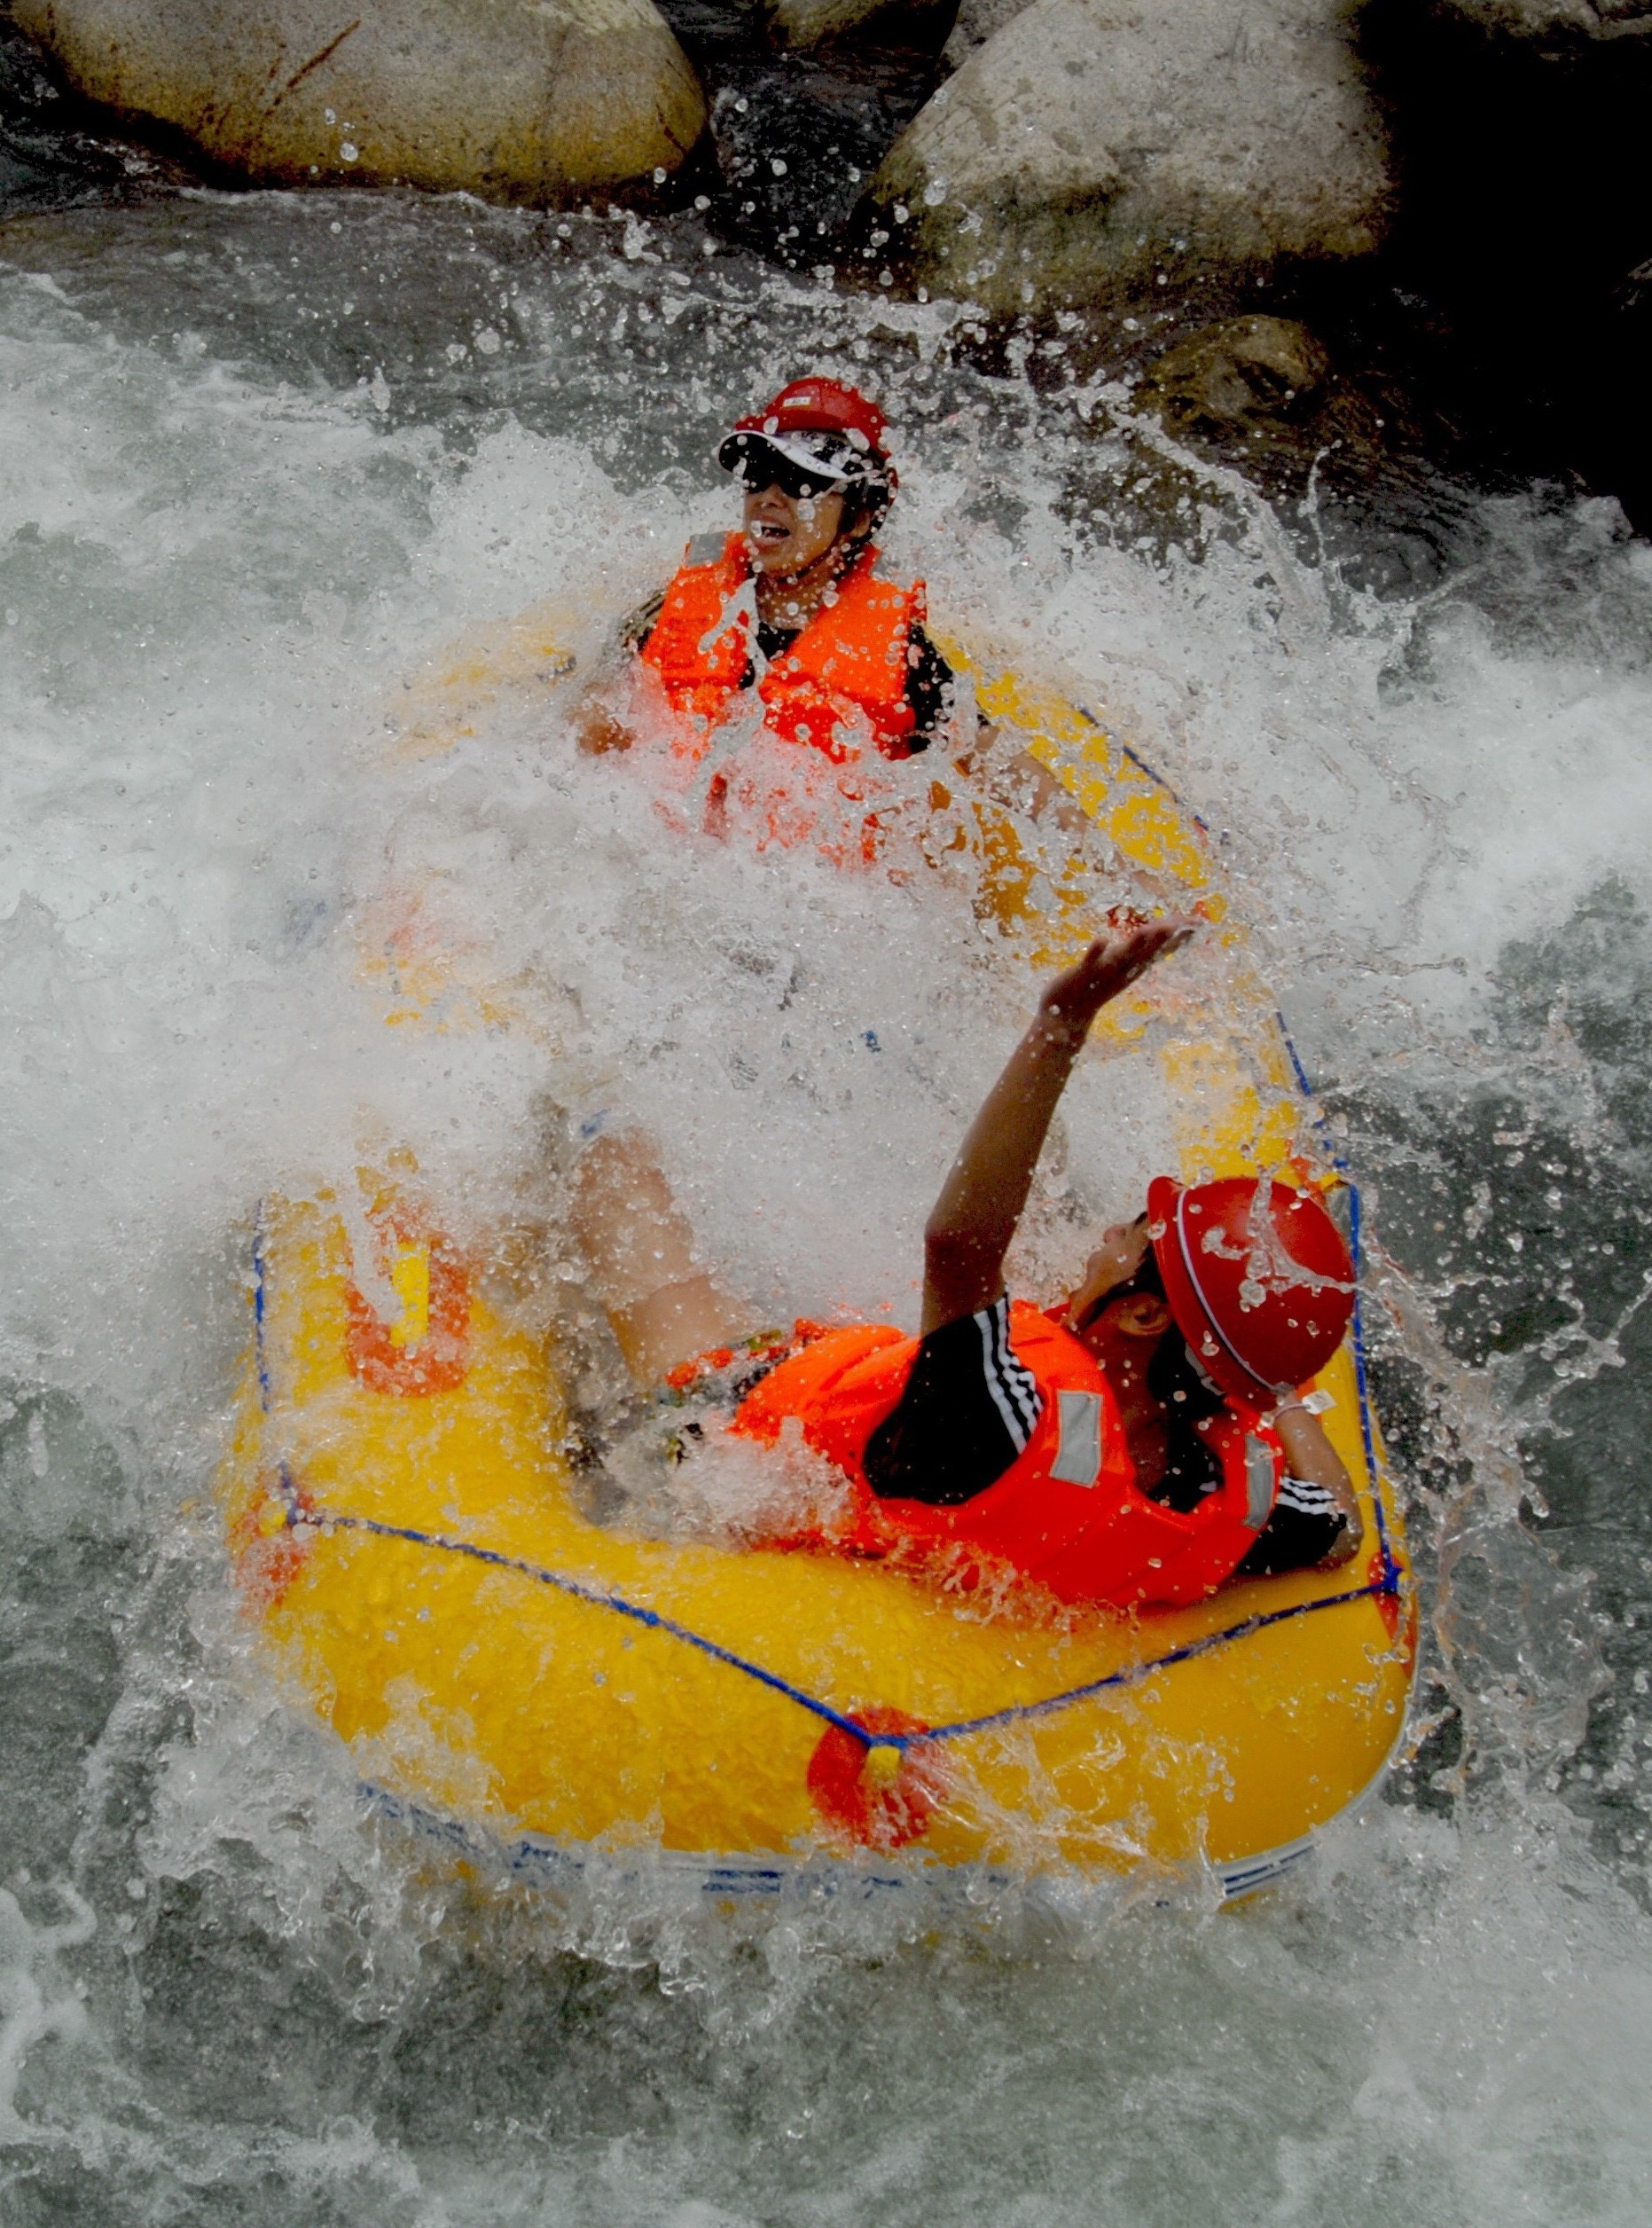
[749,517,792,548]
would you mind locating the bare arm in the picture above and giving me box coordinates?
[570,589,669,755]
[1272,1403,1365,1566]
[573,687,636,755]
[921,919,1195,1335]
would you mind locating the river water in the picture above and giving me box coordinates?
[3,178,1652,2224]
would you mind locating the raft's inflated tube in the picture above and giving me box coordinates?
[218,648,1415,1895]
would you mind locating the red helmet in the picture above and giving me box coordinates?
[717,378,895,490]
[1147,1173,1356,1403]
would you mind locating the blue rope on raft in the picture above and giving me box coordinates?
[283,1502,1392,1756]
[296,1508,879,1746]
[252,1208,275,1414]
[1074,702,1211,837]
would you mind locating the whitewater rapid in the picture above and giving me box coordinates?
[3,191,1651,2224]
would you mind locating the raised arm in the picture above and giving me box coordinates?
[921,918,1195,1335]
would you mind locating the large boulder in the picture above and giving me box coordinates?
[869,0,1390,314]
[1139,315,1331,440]
[12,0,707,197]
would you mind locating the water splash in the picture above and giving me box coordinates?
[2,187,1652,2220]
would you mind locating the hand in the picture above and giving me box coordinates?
[1037,914,1197,1035]
[920,908,1195,1337]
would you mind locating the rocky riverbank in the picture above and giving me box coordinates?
[2,0,1648,529]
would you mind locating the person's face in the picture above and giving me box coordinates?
[1066,1213,1170,1355]
[742,481,848,577]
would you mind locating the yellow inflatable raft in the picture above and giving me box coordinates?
[219,645,1416,1898]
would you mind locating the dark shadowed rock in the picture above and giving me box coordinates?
[1366,0,1652,526]
[1434,0,1650,38]
[1140,317,1332,440]
[937,0,1032,64]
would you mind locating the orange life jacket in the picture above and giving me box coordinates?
[638,533,925,766]
[732,1302,1286,1611]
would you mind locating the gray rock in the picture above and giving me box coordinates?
[872,0,1390,314]
[12,0,708,197]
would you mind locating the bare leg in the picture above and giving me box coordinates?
[569,1129,757,1386]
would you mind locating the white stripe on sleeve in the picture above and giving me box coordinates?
[975,1297,1042,1453]
[1275,1475,1339,1516]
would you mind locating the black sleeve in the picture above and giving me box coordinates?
[863,1296,1043,1507]
[1233,1476,1349,1577]
[901,624,955,754]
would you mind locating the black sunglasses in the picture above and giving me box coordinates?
[727,442,844,502]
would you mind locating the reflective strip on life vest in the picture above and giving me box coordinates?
[1051,1390,1104,1487]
